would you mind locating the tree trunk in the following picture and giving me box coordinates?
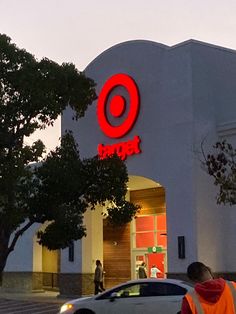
[0,229,10,286]
[0,221,34,286]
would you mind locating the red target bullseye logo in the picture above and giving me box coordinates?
[97,73,140,138]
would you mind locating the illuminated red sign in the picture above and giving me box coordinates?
[98,135,141,161]
[97,73,141,160]
[97,73,140,138]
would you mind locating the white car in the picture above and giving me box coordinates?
[59,278,193,314]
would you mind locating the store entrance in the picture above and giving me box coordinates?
[134,251,166,279]
[134,252,148,279]
[130,183,167,279]
[103,176,167,287]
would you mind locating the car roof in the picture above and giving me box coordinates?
[124,278,193,286]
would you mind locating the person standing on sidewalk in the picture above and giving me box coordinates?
[94,260,105,295]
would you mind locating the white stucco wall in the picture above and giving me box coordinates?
[33,233,43,272]
[61,39,236,275]
[190,42,236,272]
[62,40,197,274]
[82,206,103,273]
[60,207,104,274]
[60,241,82,273]
[5,223,41,272]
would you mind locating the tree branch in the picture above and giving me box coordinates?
[7,220,35,257]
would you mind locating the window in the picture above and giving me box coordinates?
[97,282,187,300]
[142,282,187,296]
[68,241,74,262]
[136,232,155,247]
[136,216,154,231]
[97,283,144,299]
[132,214,167,249]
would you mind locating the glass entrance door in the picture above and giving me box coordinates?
[131,213,167,279]
[146,252,165,278]
[132,251,148,279]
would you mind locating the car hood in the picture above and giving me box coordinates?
[68,296,93,304]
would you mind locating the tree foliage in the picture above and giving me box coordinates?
[202,140,236,205]
[0,34,139,276]
[104,200,140,226]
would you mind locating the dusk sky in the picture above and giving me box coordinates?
[1,0,236,151]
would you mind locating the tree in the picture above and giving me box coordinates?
[202,140,236,205]
[0,34,140,282]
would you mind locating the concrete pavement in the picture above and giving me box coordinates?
[0,291,68,314]
[0,290,66,303]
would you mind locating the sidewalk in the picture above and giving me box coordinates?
[0,290,69,304]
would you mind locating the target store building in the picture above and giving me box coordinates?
[3,39,236,295]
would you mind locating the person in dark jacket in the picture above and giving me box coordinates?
[138,262,147,278]
[181,261,236,314]
[94,260,105,295]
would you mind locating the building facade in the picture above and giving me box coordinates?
[3,39,236,295]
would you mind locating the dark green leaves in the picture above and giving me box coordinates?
[33,133,139,249]
[0,33,97,143]
[0,34,137,255]
[203,140,236,205]
[105,201,141,226]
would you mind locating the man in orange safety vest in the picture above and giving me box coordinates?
[181,261,236,314]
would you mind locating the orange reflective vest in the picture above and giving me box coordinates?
[185,281,236,314]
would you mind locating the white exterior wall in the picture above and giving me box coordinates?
[60,241,82,273]
[5,223,41,272]
[33,233,43,272]
[60,207,103,274]
[82,206,103,273]
[62,39,236,275]
[62,40,197,274]
[191,42,236,272]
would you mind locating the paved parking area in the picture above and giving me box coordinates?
[0,298,62,314]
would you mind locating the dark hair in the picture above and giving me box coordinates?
[187,262,211,281]
[96,259,101,266]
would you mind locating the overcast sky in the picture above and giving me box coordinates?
[1,0,236,151]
